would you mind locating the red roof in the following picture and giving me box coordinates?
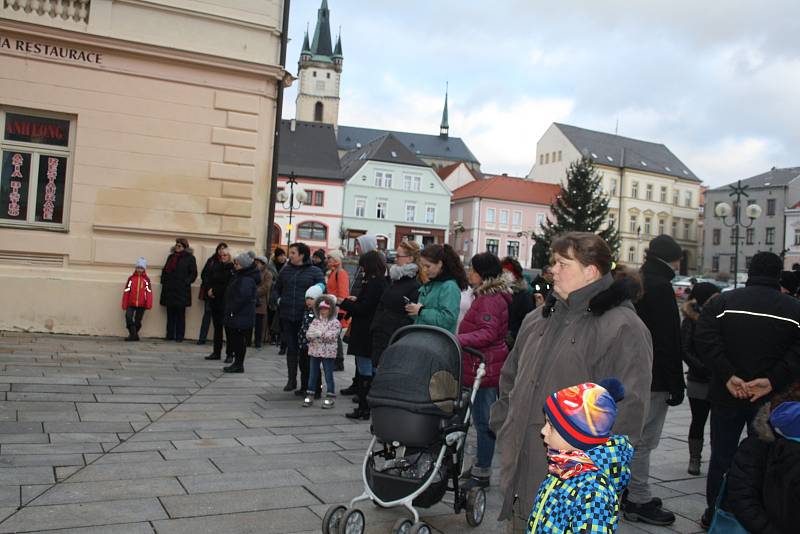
[436,162,460,179]
[452,176,560,205]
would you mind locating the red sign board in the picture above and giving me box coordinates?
[4,113,70,147]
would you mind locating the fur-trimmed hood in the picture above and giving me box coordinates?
[474,274,512,297]
[313,294,339,319]
[169,245,194,255]
[503,271,530,294]
[542,275,641,318]
[752,403,777,443]
[682,299,701,321]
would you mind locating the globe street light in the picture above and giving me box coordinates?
[714,180,762,288]
[276,171,307,244]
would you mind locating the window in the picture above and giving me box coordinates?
[557,150,562,162]
[610,178,617,196]
[425,205,436,224]
[713,229,721,245]
[499,209,509,227]
[629,214,638,234]
[684,222,690,240]
[730,228,738,245]
[376,200,387,219]
[660,186,667,203]
[767,198,776,216]
[644,217,652,235]
[405,202,416,222]
[545,153,550,164]
[507,240,520,258]
[512,211,522,227]
[403,175,412,191]
[673,190,679,205]
[312,71,317,77]
[729,256,736,274]
[766,227,775,245]
[712,255,719,273]
[354,198,365,217]
[685,191,692,207]
[326,72,331,79]
[746,228,754,245]
[486,239,499,255]
[671,221,677,236]
[539,154,544,165]
[486,207,496,225]
[297,221,327,241]
[658,219,665,235]
[314,191,324,206]
[608,213,616,229]
[631,182,639,198]
[314,102,323,122]
[745,256,753,269]
[627,247,636,263]
[646,184,653,201]
[537,213,545,227]
[0,111,73,229]
[795,229,800,246]
[403,175,420,191]
[374,171,392,188]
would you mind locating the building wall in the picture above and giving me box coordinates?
[527,124,582,185]
[784,208,800,269]
[442,163,477,192]
[0,2,283,336]
[273,176,343,252]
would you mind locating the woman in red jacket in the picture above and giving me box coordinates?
[457,252,511,489]
[121,257,153,341]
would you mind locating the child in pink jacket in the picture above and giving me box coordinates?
[302,295,341,409]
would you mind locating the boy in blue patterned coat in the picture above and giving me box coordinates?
[526,380,633,534]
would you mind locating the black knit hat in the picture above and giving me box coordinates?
[647,235,682,263]
[780,271,800,294]
[688,282,720,307]
[470,252,502,279]
[748,252,782,279]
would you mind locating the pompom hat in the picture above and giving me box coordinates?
[543,379,624,450]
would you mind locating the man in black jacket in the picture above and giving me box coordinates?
[625,235,685,526]
[695,251,800,527]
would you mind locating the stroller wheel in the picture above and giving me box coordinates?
[338,508,365,534]
[322,504,346,534]
[391,518,413,534]
[465,487,487,526]
[409,522,431,534]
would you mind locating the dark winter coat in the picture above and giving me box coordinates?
[206,261,234,312]
[339,274,388,358]
[457,275,512,388]
[635,257,685,396]
[680,300,711,384]
[489,274,653,520]
[160,248,198,308]
[200,254,223,299]
[272,261,325,322]
[370,272,420,367]
[725,404,800,534]
[507,274,534,347]
[695,276,800,408]
[223,264,260,330]
[298,306,316,352]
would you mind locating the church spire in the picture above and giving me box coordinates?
[333,29,343,57]
[310,0,333,57]
[440,83,449,138]
[301,25,311,54]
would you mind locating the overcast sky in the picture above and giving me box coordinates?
[282,0,800,188]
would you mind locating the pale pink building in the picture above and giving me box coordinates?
[450,175,560,267]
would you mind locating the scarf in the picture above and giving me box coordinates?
[390,262,418,281]
[165,251,183,273]
[546,448,599,480]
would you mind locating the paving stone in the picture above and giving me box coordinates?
[43,422,134,433]
[94,394,179,404]
[89,451,165,464]
[0,454,84,468]
[30,477,186,505]
[0,497,167,532]
[152,506,321,534]
[251,441,342,455]
[20,485,49,505]
[0,486,18,507]
[297,463,362,484]
[160,446,258,461]
[160,485,319,518]
[2,443,102,455]
[10,384,111,394]
[17,411,80,422]
[0,467,54,485]
[49,433,120,444]
[178,468,309,493]
[102,440,174,453]
[0,433,49,444]
[212,451,343,473]
[235,434,300,447]
[6,393,96,402]
[11,522,155,534]
[195,428,272,439]
[0,422,43,433]
[171,438,241,449]
[69,459,218,482]
[55,466,83,481]
[127,431,198,442]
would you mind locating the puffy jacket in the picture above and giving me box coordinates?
[695,276,800,408]
[457,275,512,388]
[680,299,711,383]
[526,436,633,534]
[415,275,461,334]
[370,270,420,366]
[306,295,342,359]
[206,261,234,312]
[725,404,800,534]
[121,272,153,310]
[298,307,316,351]
[340,274,387,357]
[273,261,325,322]
[223,264,260,329]
[635,257,684,395]
[159,248,198,308]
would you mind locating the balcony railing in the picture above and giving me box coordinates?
[2,0,91,29]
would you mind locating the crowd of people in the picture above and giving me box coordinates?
[118,231,800,533]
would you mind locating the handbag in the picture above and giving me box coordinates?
[708,476,750,534]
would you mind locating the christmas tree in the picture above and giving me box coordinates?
[531,156,620,267]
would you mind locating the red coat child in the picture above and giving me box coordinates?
[122,266,153,310]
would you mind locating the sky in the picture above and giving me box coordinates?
[282,0,800,188]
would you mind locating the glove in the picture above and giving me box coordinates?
[666,389,685,406]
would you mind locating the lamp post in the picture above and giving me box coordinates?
[276,172,307,244]
[714,180,762,288]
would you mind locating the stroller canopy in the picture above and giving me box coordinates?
[368,326,462,417]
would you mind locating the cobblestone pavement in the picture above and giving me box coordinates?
[0,332,708,533]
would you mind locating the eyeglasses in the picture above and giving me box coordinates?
[396,254,411,259]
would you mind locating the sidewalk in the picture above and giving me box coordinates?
[0,332,708,533]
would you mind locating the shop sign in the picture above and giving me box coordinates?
[0,150,30,221]
[0,36,102,65]
[4,113,70,147]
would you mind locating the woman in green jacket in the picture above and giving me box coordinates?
[405,244,468,334]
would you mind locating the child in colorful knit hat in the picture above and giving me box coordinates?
[526,379,633,534]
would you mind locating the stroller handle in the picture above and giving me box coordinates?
[462,346,486,363]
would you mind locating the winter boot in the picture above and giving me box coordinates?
[340,370,360,396]
[688,438,703,476]
[224,353,244,373]
[346,377,371,420]
[125,325,138,342]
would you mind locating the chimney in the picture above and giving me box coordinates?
[290,119,296,132]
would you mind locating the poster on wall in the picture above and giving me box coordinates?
[4,113,70,147]
[0,150,31,221]
[35,155,67,223]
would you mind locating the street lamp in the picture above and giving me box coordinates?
[276,171,307,244]
[714,180,762,288]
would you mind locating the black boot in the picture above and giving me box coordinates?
[295,351,309,396]
[224,355,234,363]
[224,353,244,373]
[688,438,703,476]
[340,370,360,396]
[284,351,298,391]
[204,353,221,360]
[346,377,371,420]
[125,325,138,341]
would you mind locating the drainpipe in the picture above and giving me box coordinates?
[265,0,292,252]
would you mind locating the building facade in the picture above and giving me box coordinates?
[529,123,702,272]
[340,134,451,252]
[784,202,800,269]
[450,175,559,267]
[437,161,481,192]
[0,0,285,335]
[703,167,800,276]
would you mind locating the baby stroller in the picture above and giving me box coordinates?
[322,325,487,534]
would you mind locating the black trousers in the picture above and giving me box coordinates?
[253,314,266,347]
[225,326,248,367]
[125,307,145,330]
[165,306,186,340]
[706,402,760,509]
[211,306,226,357]
[688,397,711,440]
[280,318,302,383]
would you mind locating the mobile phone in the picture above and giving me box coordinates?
[403,296,411,304]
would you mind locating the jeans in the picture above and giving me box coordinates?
[472,387,498,472]
[125,307,145,330]
[628,391,670,504]
[280,318,302,383]
[706,402,760,509]
[308,357,335,394]
[165,306,186,340]
[211,306,225,357]
[198,299,212,342]
[355,355,374,376]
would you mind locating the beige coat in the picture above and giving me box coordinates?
[489,273,653,520]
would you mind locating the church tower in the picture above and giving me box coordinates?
[296,0,342,127]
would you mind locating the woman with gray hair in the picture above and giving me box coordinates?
[222,251,260,373]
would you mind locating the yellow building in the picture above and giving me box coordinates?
[0,0,287,335]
